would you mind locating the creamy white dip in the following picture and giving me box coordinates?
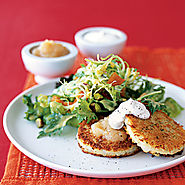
[83,31,119,44]
[108,98,150,129]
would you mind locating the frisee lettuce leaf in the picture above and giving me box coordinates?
[38,114,76,138]
[72,99,98,123]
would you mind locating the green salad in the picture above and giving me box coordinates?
[22,54,184,138]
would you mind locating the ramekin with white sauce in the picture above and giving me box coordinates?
[74,27,127,59]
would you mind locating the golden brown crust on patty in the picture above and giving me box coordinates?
[125,110,185,156]
[77,121,140,157]
[77,142,139,158]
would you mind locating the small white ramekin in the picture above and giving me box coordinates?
[74,27,127,59]
[21,41,78,84]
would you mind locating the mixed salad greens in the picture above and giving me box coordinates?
[22,54,184,138]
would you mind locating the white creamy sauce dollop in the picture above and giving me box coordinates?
[108,98,150,129]
[83,31,119,44]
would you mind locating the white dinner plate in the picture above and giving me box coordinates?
[3,78,185,178]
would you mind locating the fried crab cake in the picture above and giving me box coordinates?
[77,117,140,157]
[125,110,185,156]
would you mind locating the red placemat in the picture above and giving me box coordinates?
[1,47,185,185]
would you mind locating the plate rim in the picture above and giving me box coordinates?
[3,78,185,178]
